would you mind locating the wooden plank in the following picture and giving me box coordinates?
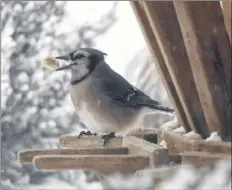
[174,2,231,139]
[123,136,169,167]
[142,1,209,138]
[59,135,123,148]
[221,2,232,43]
[130,1,191,133]
[159,130,231,154]
[33,155,150,175]
[60,129,159,149]
[159,130,195,155]
[18,147,129,164]
[181,151,231,165]
[194,140,231,154]
[126,127,160,143]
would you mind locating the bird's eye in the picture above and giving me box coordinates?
[75,54,85,59]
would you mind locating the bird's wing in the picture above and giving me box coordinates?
[111,86,174,112]
[94,62,174,113]
[111,85,158,107]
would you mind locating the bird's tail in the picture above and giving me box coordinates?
[148,104,175,113]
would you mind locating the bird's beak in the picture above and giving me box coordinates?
[55,55,70,61]
[55,64,72,71]
[54,55,72,71]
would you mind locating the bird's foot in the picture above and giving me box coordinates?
[78,130,97,138]
[102,132,115,147]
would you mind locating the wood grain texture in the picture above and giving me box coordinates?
[19,147,129,164]
[181,151,231,165]
[33,155,150,175]
[142,1,209,138]
[194,140,231,154]
[59,135,123,148]
[59,129,159,149]
[130,1,190,132]
[123,136,169,167]
[125,127,160,143]
[174,1,231,139]
[221,2,231,43]
[159,130,231,155]
[158,130,196,155]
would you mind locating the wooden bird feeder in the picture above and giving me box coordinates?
[19,1,231,183]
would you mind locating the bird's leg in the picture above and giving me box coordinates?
[78,130,97,138]
[102,132,115,147]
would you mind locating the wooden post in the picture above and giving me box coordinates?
[142,1,209,138]
[174,1,231,139]
[130,1,191,133]
[123,136,169,167]
[221,2,232,43]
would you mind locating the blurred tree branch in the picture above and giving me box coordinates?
[1,1,118,188]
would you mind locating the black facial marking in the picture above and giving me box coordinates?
[71,54,103,85]
[69,50,85,60]
[87,54,104,72]
[70,48,106,85]
[74,54,85,60]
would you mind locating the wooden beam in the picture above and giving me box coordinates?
[33,155,150,175]
[194,140,231,154]
[181,151,231,165]
[142,1,209,138]
[59,129,159,149]
[221,2,232,43]
[125,127,160,143]
[123,136,169,167]
[158,130,195,155]
[130,1,191,133]
[159,130,231,155]
[59,135,123,148]
[174,2,231,139]
[18,147,129,164]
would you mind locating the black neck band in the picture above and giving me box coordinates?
[71,71,91,85]
[71,56,101,85]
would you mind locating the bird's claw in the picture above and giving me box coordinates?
[102,132,115,147]
[78,130,97,138]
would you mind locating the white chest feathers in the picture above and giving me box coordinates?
[70,80,120,133]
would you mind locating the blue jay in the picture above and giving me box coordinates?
[55,48,175,145]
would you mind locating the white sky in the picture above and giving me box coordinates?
[64,1,146,76]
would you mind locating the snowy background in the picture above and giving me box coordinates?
[0,1,167,189]
[1,1,230,190]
